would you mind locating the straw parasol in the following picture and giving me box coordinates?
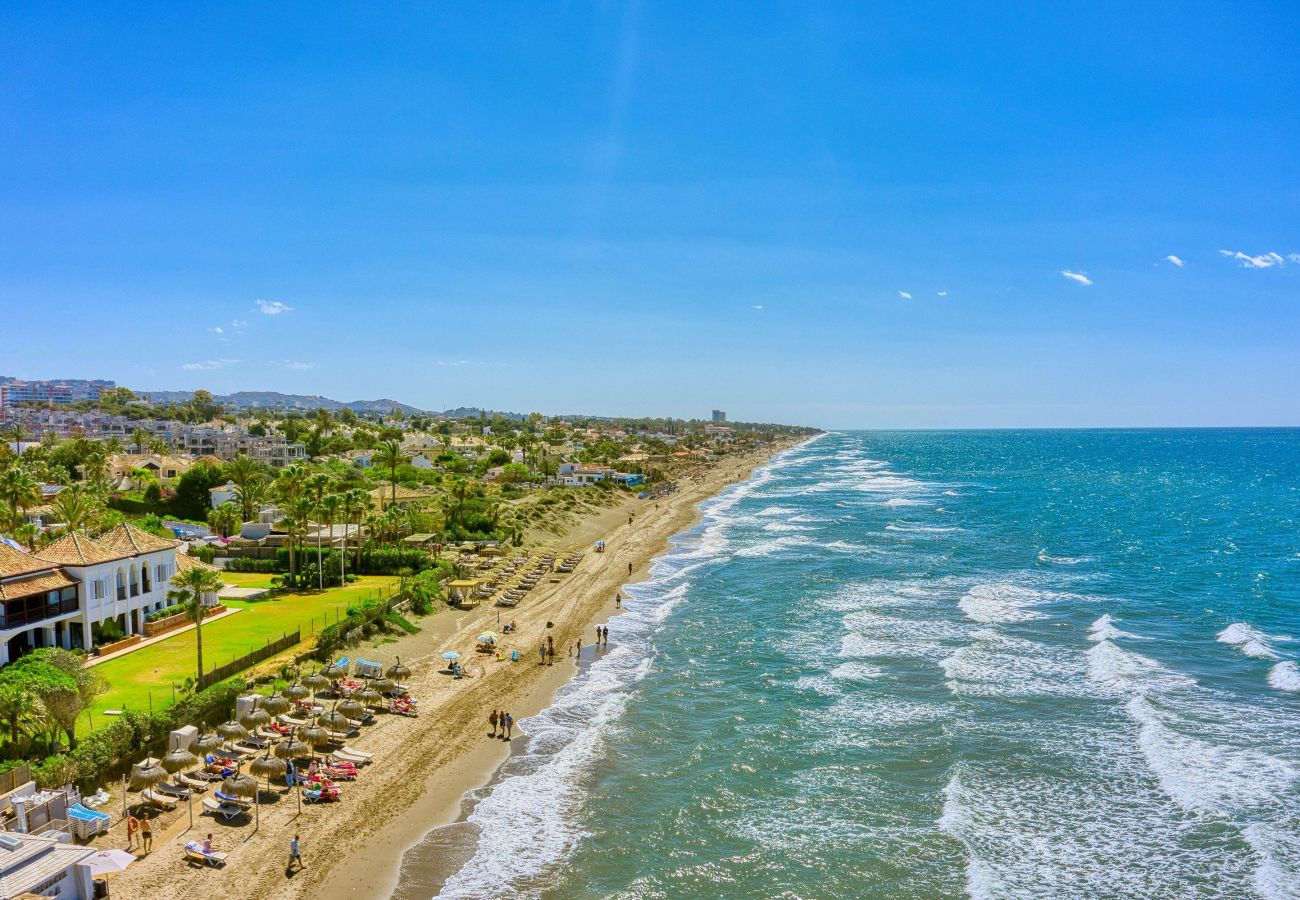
[283,682,310,701]
[356,686,382,708]
[337,697,366,720]
[302,670,331,694]
[297,724,330,750]
[324,661,348,679]
[386,657,412,680]
[317,708,350,731]
[217,719,250,742]
[221,772,258,800]
[129,757,167,791]
[161,747,199,774]
[261,693,292,717]
[195,732,223,753]
[239,707,271,730]
[250,753,287,781]
[274,738,310,760]
[371,676,396,694]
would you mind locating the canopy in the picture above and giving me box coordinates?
[477,632,500,645]
[84,849,136,876]
[441,651,460,660]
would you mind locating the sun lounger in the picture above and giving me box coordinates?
[278,714,308,727]
[68,803,110,839]
[214,790,251,809]
[157,781,191,799]
[201,797,244,821]
[141,788,177,810]
[178,773,210,791]
[232,740,265,755]
[335,746,372,763]
[184,841,228,867]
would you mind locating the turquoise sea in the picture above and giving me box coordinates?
[433,430,1300,899]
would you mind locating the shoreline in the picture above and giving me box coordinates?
[107,440,794,900]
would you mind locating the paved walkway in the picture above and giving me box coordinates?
[86,607,244,667]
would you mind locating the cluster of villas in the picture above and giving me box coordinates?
[0,523,215,666]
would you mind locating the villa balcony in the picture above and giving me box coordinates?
[0,598,80,631]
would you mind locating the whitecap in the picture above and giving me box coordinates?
[1037,549,1089,565]
[1218,622,1281,660]
[957,583,1052,624]
[1267,661,1300,692]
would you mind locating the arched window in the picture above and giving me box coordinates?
[129,565,140,597]
[141,564,151,593]
[116,567,127,601]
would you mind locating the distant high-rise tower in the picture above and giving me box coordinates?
[711,409,727,423]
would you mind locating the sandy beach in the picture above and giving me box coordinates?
[106,441,788,899]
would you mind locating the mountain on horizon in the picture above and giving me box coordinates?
[140,389,426,415]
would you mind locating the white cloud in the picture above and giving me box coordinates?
[436,360,472,367]
[1219,249,1285,269]
[182,358,240,371]
[208,326,224,334]
[231,319,248,332]
[1164,255,1185,267]
[898,290,913,300]
[270,360,314,370]
[751,304,764,310]
[255,299,293,315]
[936,290,948,297]
[1061,270,1093,285]
[1290,254,1300,264]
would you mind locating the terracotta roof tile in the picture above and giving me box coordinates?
[34,532,131,566]
[175,552,220,574]
[0,543,55,578]
[97,522,180,555]
[0,569,78,602]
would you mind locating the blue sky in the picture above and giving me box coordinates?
[2,2,1297,428]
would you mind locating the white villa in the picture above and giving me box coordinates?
[0,523,215,665]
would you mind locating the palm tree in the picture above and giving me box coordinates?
[287,497,315,590]
[306,474,330,590]
[374,439,408,508]
[274,464,308,585]
[49,483,103,533]
[319,493,345,585]
[131,428,151,453]
[344,488,369,571]
[12,522,39,551]
[0,467,41,524]
[206,501,241,538]
[167,565,225,687]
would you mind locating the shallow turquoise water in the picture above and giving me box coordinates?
[436,430,1300,899]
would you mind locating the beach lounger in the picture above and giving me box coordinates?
[157,781,191,799]
[142,788,177,810]
[232,740,266,754]
[178,773,211,791]
[184,841,229,867]
[68,803,110,839]
[201,797,244,821]
[335,746,373,762]
[278,713,308,727]
[214,790,252,809]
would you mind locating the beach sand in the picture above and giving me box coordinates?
[106,443,787,899]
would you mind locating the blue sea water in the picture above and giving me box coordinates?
[434,430,1300,899]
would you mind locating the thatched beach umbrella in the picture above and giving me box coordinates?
[284,681,310,701]
[317,708,350,731]
[250,752,287,781]
[261,693,292,717]
[371,676,396,695]
[221,772,258,800]
[297,724,330,750]
[274,738,310,760]
[302,670,331,694]
[217,719,249,742]
[337,697,366,721]
[195,732,223,753]
[129,757,167,791]
[161,747,199,774]
[239,707,271,730]
[386,658,411,680]
[356,687,382,708]
[324,661,348,679]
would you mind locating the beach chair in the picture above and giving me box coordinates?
[68,803,110,839]
[184,840,228,868]
[156,781,192,800]
[214,789,251,809]
[332,748,371,765]
[178,773,210,792]
[201,797,244,821]
[278,713,308,727]
[141,788,177,810]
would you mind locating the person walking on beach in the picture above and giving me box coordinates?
[125,813,139,851]
[616,593,621,608]
[503,712,513,740]
[140,813,152,853]
[576,639,582,662]
[603,625,609,646]
[489,709,499,737]
[288,833,305,873]
[628,562,633,576]
[547,636,555,664]
[595,624,602,644]
[539,643,546,665]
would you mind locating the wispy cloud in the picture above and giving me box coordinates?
[270,360,314,370]
[1164,255,1185,267]
[1061,270,1093,286]
[1219,250,1285,269]
[231,319,248,332]
[182,358,240,371]
[936,290,948,297]
[898,290,913,300]
[1290,254,1300,264]
[207,326,227,342]
[255,299,293,315]
[436,360,473,367]
[751,304,764,310]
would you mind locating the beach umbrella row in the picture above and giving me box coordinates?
[161,747,198,774]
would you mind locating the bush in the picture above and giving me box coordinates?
[224,556,283,574]
[32,753,78,789]
[145,604,185,623]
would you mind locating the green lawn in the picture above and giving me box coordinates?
[82,575,400,732]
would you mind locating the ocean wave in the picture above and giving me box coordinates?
[761,521,815,533]
[1086,613,1143,643]
[883,497,930,507]
[940,630,1089,698]
[1217,622,1281,660]
[885,523,959,534]
[1037,549,1090,565]
[957,583,1053,624]
[1267,661,1300,692]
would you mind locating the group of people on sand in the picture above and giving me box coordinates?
[125,811,153,853]
[488,709,514,740]
[538,634,557,665]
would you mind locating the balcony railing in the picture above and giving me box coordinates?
[0,597,79,631]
